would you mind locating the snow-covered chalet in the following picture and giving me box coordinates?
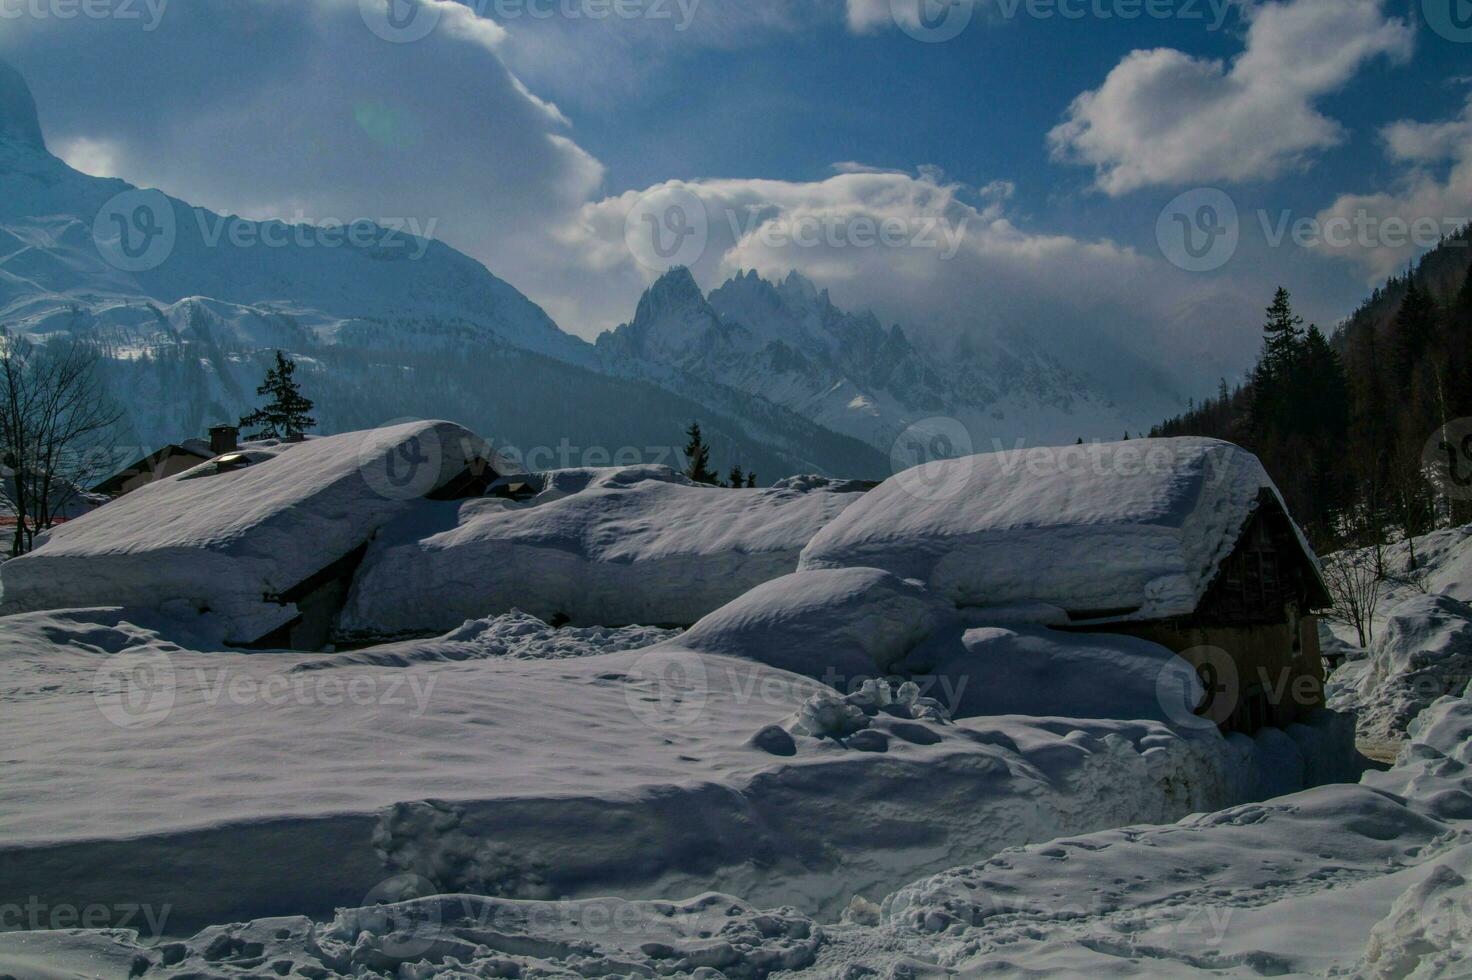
[800,437,1333,733]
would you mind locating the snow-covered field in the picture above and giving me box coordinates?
[7,428,1472,978]
[0,591,1316,937]
[1,638,1465,976]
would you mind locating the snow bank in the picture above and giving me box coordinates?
[865,693,1472,977]
[0,603,1272,937]
[0,603,1424,978]
[799,437,1317,620]
[0,892,825,979]
[298,610,679,670]
[0,422,488,643]
[1327,592,1472,741]
[668,567,955,680]
[337,466,864,637]
[9,691,1469,978]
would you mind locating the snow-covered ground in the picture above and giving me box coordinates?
[1,585,1313,939]
[15,432,1468,979]
[3,662,1465,977]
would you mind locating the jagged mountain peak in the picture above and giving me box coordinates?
[0,60,45,152]
[601,264,1138,454]
[777,269,822,305]
[639,265,706,311]
[712,268,828,316]
[602,265,728,363]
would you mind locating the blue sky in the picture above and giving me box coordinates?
[2,0,1469,407]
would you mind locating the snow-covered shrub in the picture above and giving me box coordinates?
[788,678,953,739]
[792,692,870,738]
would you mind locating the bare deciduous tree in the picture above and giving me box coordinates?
[1322,542,1385,649]
[0,333,121,556]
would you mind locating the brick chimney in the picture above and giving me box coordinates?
[209,424,239,455]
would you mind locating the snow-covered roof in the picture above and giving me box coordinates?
[338,466,866,637]
[799,437,1325,622]
[0,421,492,642]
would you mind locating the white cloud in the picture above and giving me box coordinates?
[1383,99,1472,164]
[0,0,603,312]
[1308,98,1472,280]
[0,0,1265,411]
[843,0,893,32]
[51,136,121,178]
[493,0,838,108]
[1049,0,1413,196]
[556,168,1260,404]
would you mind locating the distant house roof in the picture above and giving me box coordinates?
[799,437,1328,623]
[92,441,215,496]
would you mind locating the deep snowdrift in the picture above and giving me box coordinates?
[6,670,1462,977]
[1328,592,1472,742]
[0,422,490,643]
[871,696,1472,977]
[337,467,867,636]
[0,597,1296,938]
[900,620,1208,725]
[799,437,1319,620]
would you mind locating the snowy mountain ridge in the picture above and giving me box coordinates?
[0,61,889,478]
[598,266,1139,452]
[0,58,1133,477]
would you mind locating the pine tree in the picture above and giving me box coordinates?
[1250,287,1306,438]
[726,464,745,489]
[1391,275,1438,398]
[239,350,316,440]
[746,472,757,488]
[683,422,718,485]
[1457,258,1472,319]
[1441,258,1472,524]
[1261,287,1304,374]
[1297,325,1352,540]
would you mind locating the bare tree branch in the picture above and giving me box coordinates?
[0,332,121,555]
